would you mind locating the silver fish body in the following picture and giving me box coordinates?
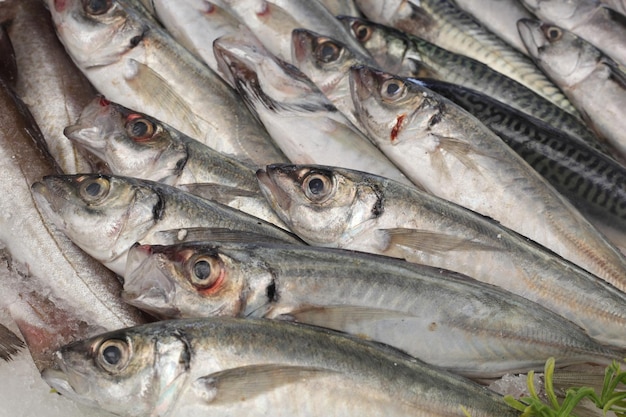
[450,0,533,54]
[7,0,96,173]
[257,164,626,348]
[42,317,519,417]
[350,65,626,293]
[123,240,626,377]
[31,174,301,277]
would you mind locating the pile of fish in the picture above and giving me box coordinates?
[2,0,626,415]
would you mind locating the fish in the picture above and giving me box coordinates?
[213,34,414,186]
[338,15,601,150]
[64,97,287,227]
[354,0,579,115]
[518,19,626,162]
[519,0,626,67]
[349,65,626,292]
[41,317,519,417]
[415,77,626,249]
[43,0,287,167]
[6,0,97,174]
[123,239,626,377]
[31,174,302,277]
[257,164,626,348]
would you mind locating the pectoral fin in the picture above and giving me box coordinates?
[125,59,204,138]
[379,228,501,254]
[191,364,333,405]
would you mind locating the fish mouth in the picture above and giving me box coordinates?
[517,19,545,58]
[256,166,293,213]
[31,179,69,231]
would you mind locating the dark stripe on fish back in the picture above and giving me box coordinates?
[424,79,626,228]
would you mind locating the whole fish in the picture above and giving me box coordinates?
[6,0,97,174]
[416,77,626,248]
[338,16,601,150]
[42,317,519,417]
[349,65,626,292]
[257,164,626,348]
[520,0,626,67]
[31,174,301,277]
[353,0,578,115]
[43,0,287,167]
[64,97,287,227]
[213,34,413,186]
[518,19,626,162]
[123,239,626,377]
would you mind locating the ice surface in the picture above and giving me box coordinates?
[0,309,115,417]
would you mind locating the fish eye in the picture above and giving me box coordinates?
[96,339,130,373]
[352,23,372,42]
[381,79,406,101]
[82,0,112,15]
[79,177,110,203]
[316,40,341,63]
[543,26,562,42]
[188,256,224,291]
[302,172,333,202]
[126,116,156,142]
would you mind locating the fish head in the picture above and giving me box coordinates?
[44,0,149,68]
[291,29,357,99]
[339,16,413,76]
[123,242,253,319]
[517,19,599,88]
[65,97,188,183]
[519,0,598,26]
[350,65,439,149]
[257,164,383,245]
[214,34,329,115]
[31,174,161,274]
[42,325,191,416]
